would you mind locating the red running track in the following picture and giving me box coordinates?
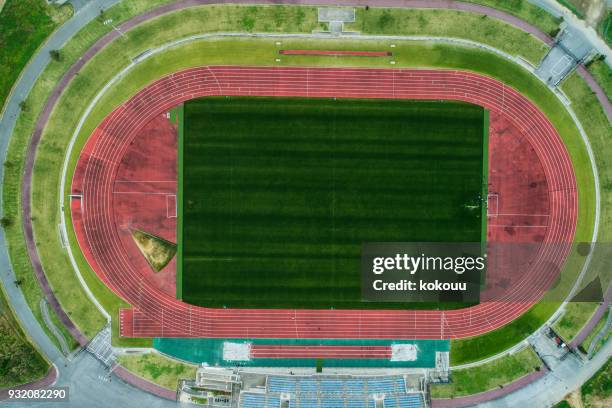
[251,345,392,359]
[71,66,577,339]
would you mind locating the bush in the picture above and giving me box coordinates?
[49,49,61,61]
[0,313,48,387]
[0,216,14,228]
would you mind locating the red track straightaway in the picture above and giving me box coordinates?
[71,66,577,339]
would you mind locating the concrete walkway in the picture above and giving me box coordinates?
[0,1,609,407]
[40,299,70,355]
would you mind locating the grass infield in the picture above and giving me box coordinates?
[181,97,486,309]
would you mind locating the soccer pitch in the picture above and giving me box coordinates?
[179,97,487,309]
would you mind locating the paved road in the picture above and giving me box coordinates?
[0,1,609,407]
[2,353,175,408]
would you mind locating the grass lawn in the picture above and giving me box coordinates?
[580,308,610,355]
[587,59,612,102]
[2,2,595,355]
[181,97,485,309]
[351,7,549,64]
[561,73,611,242]
[552,302,599,341]
[581,357,612,407]
[430,346,541,398]
[450,301,558,365]
[597,9,611,46]
[346,8,548,65]
[0,285,49,388]
[0,0,71,112]
[117,352,197,390]
[465,0,561,35]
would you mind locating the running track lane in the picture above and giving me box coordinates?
[250,345,392,359]
[71,66,577,339]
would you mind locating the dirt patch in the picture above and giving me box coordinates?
[565,0,606,26]
[131,229,176,272]
[567,390,585,408]
[585,0,606,26]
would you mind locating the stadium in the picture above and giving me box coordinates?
[65,61,579,406]
[0,1,610,408]
[71,65,576,340]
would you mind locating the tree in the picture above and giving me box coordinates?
[18,100,28,112]
[49,49,61,62]
[0,217,13,228]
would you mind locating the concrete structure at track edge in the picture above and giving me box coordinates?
[58,32,597,366]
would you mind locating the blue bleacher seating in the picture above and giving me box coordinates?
[241,392,265,408]
[241,375,422,408]
[268,376,297,393]
[320,396,345,408]
[320,379,344,393]
[367,377,395,394]
[299,378,318,393]
[397,394,423,408]
[300,398,319,408]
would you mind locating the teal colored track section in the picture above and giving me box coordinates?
[154,337,449,368]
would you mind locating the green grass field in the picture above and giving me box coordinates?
[580,308,610,355]
[181,97,486,309]
[430,345,541,398]
[582,357,612,406]
[587,59,612,102]
[0,285,48,387]
[0,0,71,111]
[552,302,598,341]
[117,352,197,390]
